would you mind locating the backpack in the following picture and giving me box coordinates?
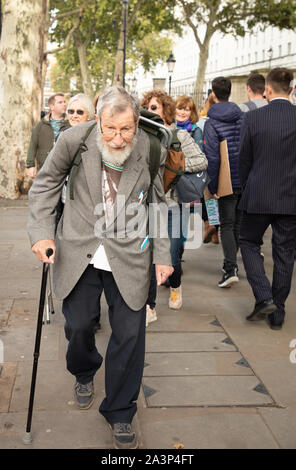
[140,109,184,202]
[243,100,258,111]
[68,110,184,202]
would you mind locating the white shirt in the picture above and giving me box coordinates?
[90,243,112,272]
[90,164,122,272]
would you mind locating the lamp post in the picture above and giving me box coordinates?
[122,0,128,88]
[267,47,273,70]
[132,76,137,91]
[166,52,176,95]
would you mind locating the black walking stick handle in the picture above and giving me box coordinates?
[23,247,54,444]
[46,248,54,258]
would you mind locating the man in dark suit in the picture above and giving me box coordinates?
[239,68,296,330]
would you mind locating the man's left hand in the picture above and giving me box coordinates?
[155,264,174,286]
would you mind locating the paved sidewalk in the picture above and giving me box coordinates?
[0,200,296,449]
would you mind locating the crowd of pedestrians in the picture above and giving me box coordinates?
[25,67,296,449]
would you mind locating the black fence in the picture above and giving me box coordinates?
[170,86,208,110]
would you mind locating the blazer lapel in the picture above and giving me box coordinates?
[81,131,103,208]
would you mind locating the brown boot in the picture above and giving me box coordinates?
[211,229,219,244]
[203,221,216,244]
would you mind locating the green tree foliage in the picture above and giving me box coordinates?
[49,0,180,96]
[247,0,296,30]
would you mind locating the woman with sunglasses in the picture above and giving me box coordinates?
[67,93,96,126]
[141,90,207,315]
[61,93,95,208]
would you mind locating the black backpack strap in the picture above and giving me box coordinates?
[170,128,182,151]
[147,133,161,204]
[69,122,97,200]
[244,100,257,111]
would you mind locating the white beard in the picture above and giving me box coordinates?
[96,127,137,167]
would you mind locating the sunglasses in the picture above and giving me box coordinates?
[67,109,85,115]
[150,104,158,111]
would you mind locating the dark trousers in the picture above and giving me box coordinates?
[62,265,146,425]
[239,212,296,318]
[218,189,242,272]
[147,265,156,309]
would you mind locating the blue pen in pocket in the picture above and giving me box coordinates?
[140,235,149,250]
[138,190,144,204]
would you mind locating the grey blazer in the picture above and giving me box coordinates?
[27,121,172,310]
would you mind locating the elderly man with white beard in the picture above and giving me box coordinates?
[27,86,173,449]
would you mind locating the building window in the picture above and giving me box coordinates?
[262,49,265,60]
[288,42,291,54]
[255,51,258,62]
[235,57,238,67]
[248,53,251,63]
[278,45,282,57]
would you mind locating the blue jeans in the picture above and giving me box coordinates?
[168,205,188,288]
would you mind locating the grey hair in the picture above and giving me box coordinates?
[97,86,140,123]
[68,93,95,120]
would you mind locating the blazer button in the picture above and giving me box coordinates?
[87,254,92,258]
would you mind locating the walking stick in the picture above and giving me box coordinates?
[23,248,53,445]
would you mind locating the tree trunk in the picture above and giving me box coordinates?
[74,34,95,99]
[194,40,211,107]
[0,0,48,199]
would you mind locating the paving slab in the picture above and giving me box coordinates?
[143,351,253,376]
[142,376,275,407]
[146,312,224,332]
[146,332,237,353]
[0,411,114,449]
[259,408,296,449]
[137,407,279,449]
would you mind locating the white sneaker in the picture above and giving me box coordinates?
[146,305,157,327]
[169,286,182,309]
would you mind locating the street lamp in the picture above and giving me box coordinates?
[132,76,137,91]
[166,52,176,95]
[267,47,273,70]
[122,0,128,88]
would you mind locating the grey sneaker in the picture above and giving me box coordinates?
[74,381,94,409]
[111,422,138,449]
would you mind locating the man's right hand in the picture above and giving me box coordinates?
[32,240,56,264]
[27,167,37,179]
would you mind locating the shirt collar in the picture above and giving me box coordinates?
[270,97,290,102]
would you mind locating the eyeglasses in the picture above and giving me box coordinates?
[149,104,158,111]
[100,123,135,140]
[67,109,85,115]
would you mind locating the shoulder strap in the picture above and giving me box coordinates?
[170,129,182,151]
[69,122,97,200]
[244,100,257,111]
[146,133,161,204]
